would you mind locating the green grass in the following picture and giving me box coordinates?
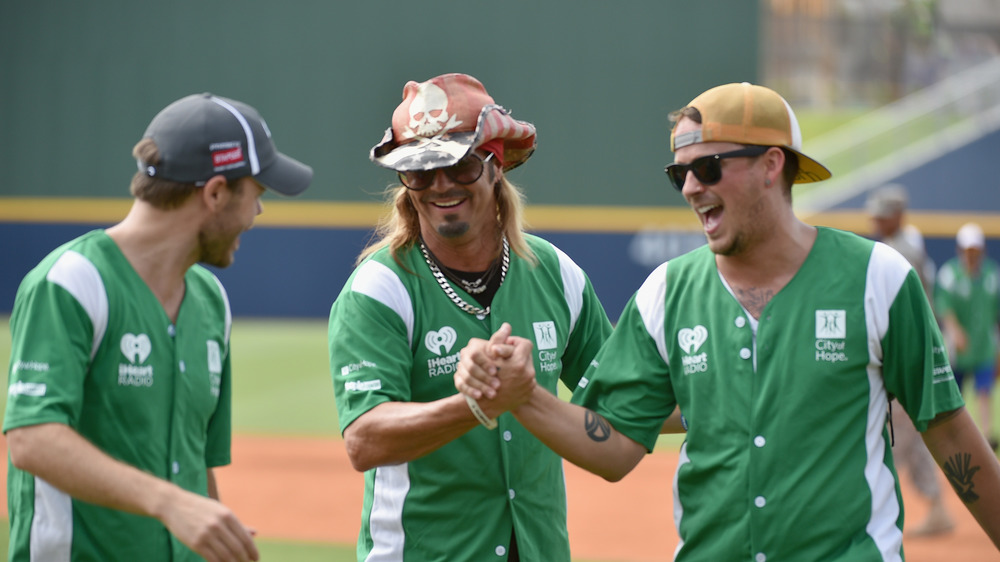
[229,318,340,436]
[256,537,356,560]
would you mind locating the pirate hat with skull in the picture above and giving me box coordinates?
[371,73,536,172]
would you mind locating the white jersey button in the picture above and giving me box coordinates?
[179,360,186,373]
[509,489,516,499]
[739,348,751,360]
[756,552,767,562]
[735,316,746,328]
[503,430,513,441]
[754,495,766,508]
[495,545,506,556]
[754,436,766,447]
[172,461,180,474]
[167,324,176,337]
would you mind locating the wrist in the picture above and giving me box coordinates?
[509,383,542,417]
[146,479,182,522]
[465,394,498,430]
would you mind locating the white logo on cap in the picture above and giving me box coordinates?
[403,82,463,138]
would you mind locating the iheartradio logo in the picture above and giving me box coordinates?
[212,146,244,168]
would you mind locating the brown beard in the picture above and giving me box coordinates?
[198,193,245,268]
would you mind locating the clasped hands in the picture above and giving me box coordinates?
[455,322,538,419]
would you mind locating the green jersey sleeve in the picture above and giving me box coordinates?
[4,261,97,432]
[329,260,416,433]
[572,263,673,452]
[883,268,963,430]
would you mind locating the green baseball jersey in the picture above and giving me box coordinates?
[4,230,233,562]
[934,256,1000,370]
[574,227,962,561]
[329,234,612,562]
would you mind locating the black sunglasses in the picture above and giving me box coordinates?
[398,152,495,191]
[664,146,769,192]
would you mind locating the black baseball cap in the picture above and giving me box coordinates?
[140,93,313,196]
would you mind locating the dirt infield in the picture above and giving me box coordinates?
[1,434,996,561]
[216,435,996,562]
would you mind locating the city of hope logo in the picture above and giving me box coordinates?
[815,310,846,339]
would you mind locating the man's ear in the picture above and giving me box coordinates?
[200,175,230,212]
[763,147,786,188]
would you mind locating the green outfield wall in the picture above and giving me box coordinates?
[0,1,758,207]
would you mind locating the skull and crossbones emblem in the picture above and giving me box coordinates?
[402,82,463,139]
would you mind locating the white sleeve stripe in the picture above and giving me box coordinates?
[861,244,920,559]
[636,262,670,364]
[554,245,585,335]
[31,477,72,562]
[351,261,414,348]
[865,242,912,365]
[46,251,108,361]
[210,273,233,354]
[365,463,409,561]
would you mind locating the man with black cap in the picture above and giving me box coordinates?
[456,82,1000,559]
[4,93,312,562]
[328,73,612,561]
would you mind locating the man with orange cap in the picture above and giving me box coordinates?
[456,82,1000,559]
[328,73,612,561]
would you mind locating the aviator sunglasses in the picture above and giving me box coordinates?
[398,152,495,191]
[664,145,769,192]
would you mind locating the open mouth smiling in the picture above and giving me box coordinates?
[698,203,723,232]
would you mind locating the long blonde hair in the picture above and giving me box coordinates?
[356,175,537,269]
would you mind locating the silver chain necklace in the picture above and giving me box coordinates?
[420,237,509,320]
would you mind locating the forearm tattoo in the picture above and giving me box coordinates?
[943,452,981,503]
[584,410,611,442]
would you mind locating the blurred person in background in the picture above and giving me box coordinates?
[936,222,1000,452]
[867,184,936,294]
[457,82,1000,559]
[867,184,953,536]
[4,93,312,562]
[327,73,612,561]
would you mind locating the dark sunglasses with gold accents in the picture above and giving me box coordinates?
[664,145,769,192]
[398,152,495,191]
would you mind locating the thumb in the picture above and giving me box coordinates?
[489,322,512,347]
[488,323,513,358]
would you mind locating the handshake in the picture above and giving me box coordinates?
[454,322,539,423]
